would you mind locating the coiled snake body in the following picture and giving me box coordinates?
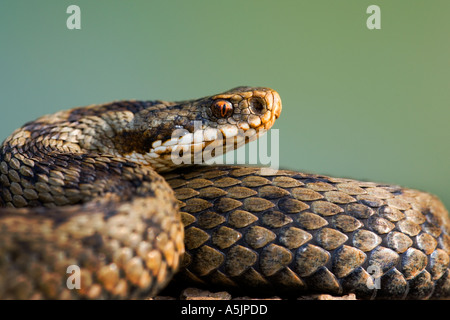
[0,87,449,299]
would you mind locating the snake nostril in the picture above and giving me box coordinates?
[249,97,266,115]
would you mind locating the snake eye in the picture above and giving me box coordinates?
[211,100,233,118]
[249,97,266,115]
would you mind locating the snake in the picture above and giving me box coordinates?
[0,87,449,300]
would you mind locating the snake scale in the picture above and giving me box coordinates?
[0,87,449,300]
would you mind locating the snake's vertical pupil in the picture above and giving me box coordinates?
[212,100,233,118]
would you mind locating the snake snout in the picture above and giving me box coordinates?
[272,90,282,120]
[256,88,282,130]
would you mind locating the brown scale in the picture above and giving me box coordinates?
[164,165,450,300]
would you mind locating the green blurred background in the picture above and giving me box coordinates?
[1,1,449,210]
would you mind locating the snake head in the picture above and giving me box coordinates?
[118,87,282,171]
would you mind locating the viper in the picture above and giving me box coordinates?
[0,87,448,299]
